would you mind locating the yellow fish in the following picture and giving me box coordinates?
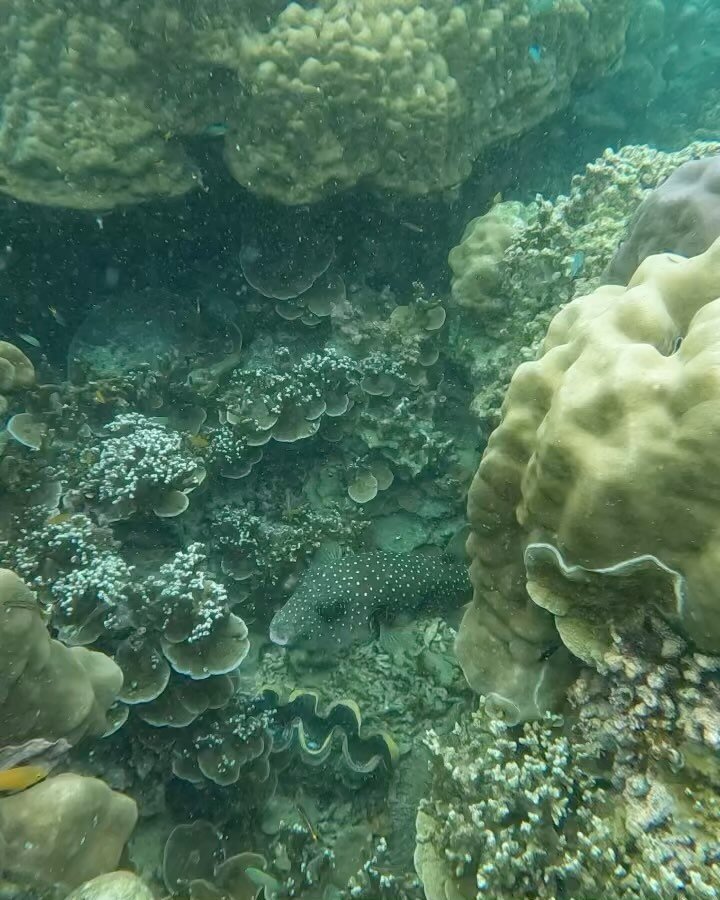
[187,434,210,450]
[46,512,72,526]
[0,764,49,793]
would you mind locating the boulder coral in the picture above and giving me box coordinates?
[0,0,632,208]
[0,570,136,889]
[457,237,720,721]
[0,774,138,890]
[0,568,123,744]
[0,341,34,417]
[605,154,720,284]
[448,201,528,316]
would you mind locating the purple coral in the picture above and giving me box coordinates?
[605,155,720,284]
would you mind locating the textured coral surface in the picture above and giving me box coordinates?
[0,0,630,207]
[458,237,720,719]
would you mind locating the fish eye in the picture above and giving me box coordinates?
[317,598,348,623]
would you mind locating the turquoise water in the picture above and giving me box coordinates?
[0,2,719,898]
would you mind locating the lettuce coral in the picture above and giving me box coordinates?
[457,237,720,721]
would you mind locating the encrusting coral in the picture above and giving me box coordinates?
[456,235,720,722]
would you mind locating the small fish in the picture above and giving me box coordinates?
[296,803,319,842]
[0,764,49,793]
[203,122,228,138]
[570,250,586,278]
[528,44,543,63]
[17,333,40,348]
[491,192,503,206]
[187,434,210,449]
[400,221,424,234]
[94,389,108,403]
[46,512,72,526]
[48,305,67,326]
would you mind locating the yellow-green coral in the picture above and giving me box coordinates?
[0,568,122,745]
[221,0,631,203]
[0,0,632,208]
[448,201,528,314]
[457,237,720,720]
[0,342,34,417]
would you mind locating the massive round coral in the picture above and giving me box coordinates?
[457,237,720,720]
[0,0,631,207]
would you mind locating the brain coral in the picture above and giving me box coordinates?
[605,155,720,284]
[457,237,720,721]
[0,0,631,207]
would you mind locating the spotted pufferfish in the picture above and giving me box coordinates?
[269,550,470,651]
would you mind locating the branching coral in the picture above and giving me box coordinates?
[416,681,720,900]
[64,413,206,520]
[416,712,617,900]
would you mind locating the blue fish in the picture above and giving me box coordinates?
[570,250,586,278]
[203,122,228,138]
[529,44,543,63]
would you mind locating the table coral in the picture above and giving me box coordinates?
[457,235,720,722]
[0,0,631,208]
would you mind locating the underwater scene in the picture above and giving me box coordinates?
[1,1,720,898]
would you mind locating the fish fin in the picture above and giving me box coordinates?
[309,541,345,569]
[445,524,471,563]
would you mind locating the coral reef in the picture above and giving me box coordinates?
[0,567,122,744]
[0,341,34,418]
[269,550,469,651]
[457,234,720,721]
[0,0,631,208]
[606,154,720,284]
[0,570,137,890]
[449,141,720,427]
